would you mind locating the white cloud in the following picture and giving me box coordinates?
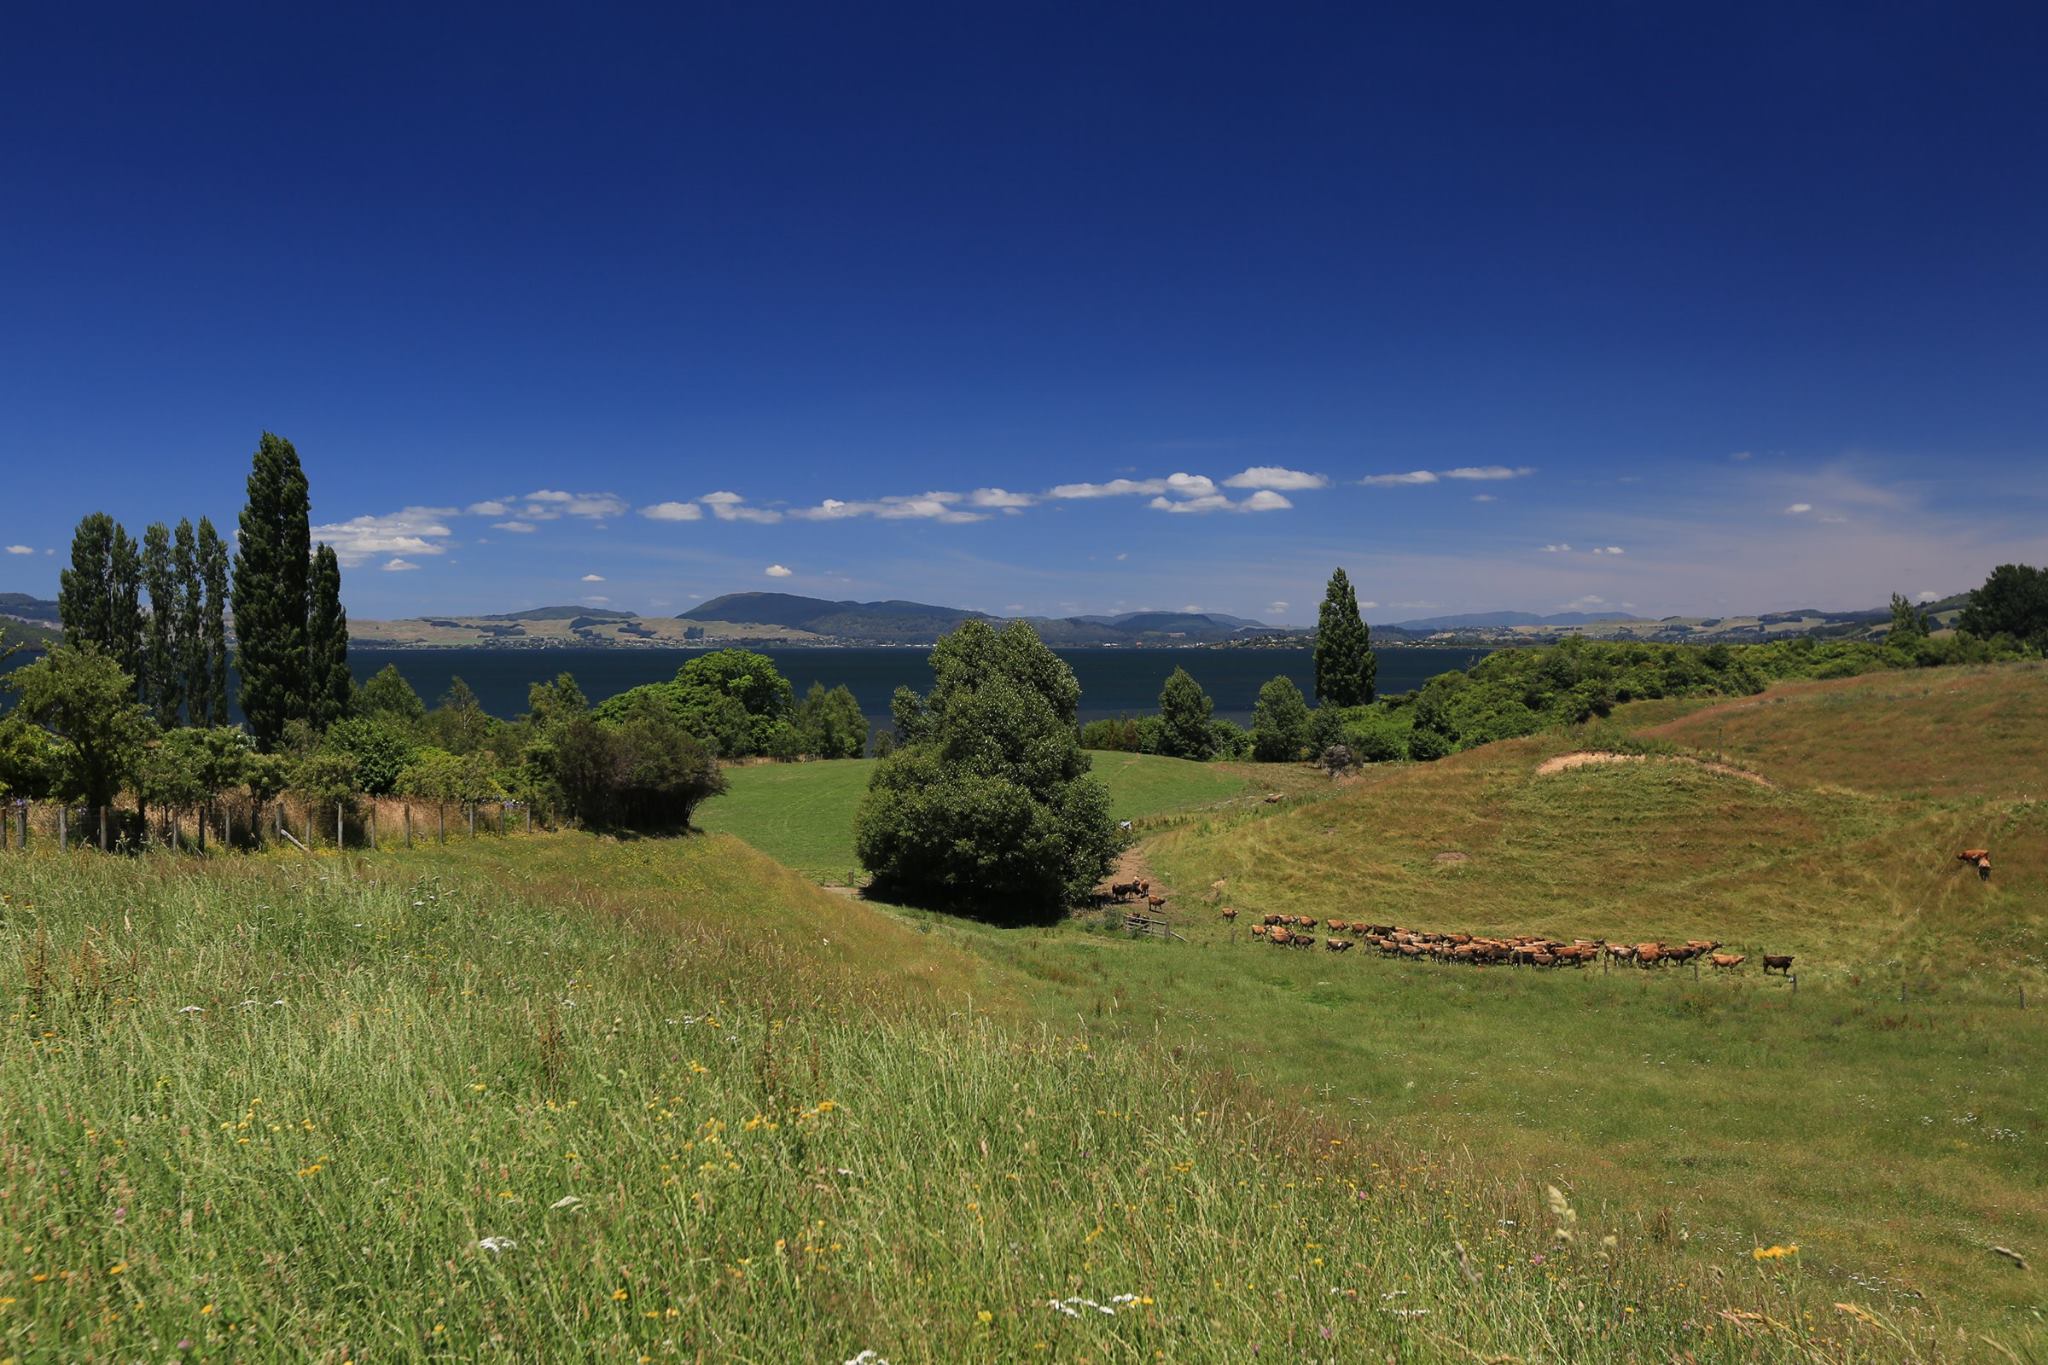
[1049,477,1169,499]
[1224,465,1328,491]
[1164,472,1217,498]
[1364,465,1534,487]
[311,507,456,565]
[1148,494,1234,514]
[764,563,793,578]
[1592,546,1626,556]
[381,557,420,572]
[788,491,985,524]
[1267,601,1289,614]
[1471,493,1498,503]
[1729,451,1754,462]
[523,489,627,519]
[466,500,510,516]
[1243,489,1293,511]
[581,594,611,605]
[1359,600,1379,609]
[492,520,537,533]
[1785,503,1813,515]
[1004,603,1027,613]
[640,501,703,522]
[702,492,783,524]
[1443,465,1535,480]
[1182,603,1201,612]
[1114,552,1128,561]
[969,487,1035,509]
[581,573,605,582]
[1914,590,1940,602]
[4,545,32,555]
[1540,543,1572,553]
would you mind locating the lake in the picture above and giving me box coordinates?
[345,645,1491,726]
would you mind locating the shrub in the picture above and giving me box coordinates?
[320,716,418,795]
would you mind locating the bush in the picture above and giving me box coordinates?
[792,682,868,759]
[553,695,726,831]
[856,620,1118,917]
[1079,716,1142,752]
[1339,706,1409,763]
[1208,717,1250,760]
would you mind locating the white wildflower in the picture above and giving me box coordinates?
[475,1236,516,1254]
[177,1005,205,1014]
[550,1194,584,1210]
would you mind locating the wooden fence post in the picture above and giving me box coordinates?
[524,804,532,835]
[197,806,206,853]
[437,805,445,844]
[404,804,413,849]
[368,806,377,851]
[468,805,475,839]
[58,805,67,852]
[336,804,344,850]
[305,808,313,850]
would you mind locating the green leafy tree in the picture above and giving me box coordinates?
[357,663,428,728]
[398,747,506,806]
[1250,675,1313,762]
[1155,667,1216,759]
[321,716,419,795]
[140,727,250,826]
[195,517,231,726]
[0,711,59,799]
[3,645,156,810]
[429,676,496,754]
[290,750,360,819]
[174,519,203,724]
[307,543,351,730]
[1875,593,1925,642]
[1313,567,1375,705]
[59,513,146,693]
[550,694,725,830]
[793,682,868,758]
[1958,563,2048,650]
[855,620,1118,917]
[233,432,312,749]
[141,522,183,725]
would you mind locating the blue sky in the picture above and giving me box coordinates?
[3,3,2045,625]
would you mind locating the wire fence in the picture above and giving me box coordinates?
[0,794,541,856]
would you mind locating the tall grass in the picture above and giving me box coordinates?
[0,844,1919,1361]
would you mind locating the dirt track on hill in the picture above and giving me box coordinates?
[1535,750,1774,788]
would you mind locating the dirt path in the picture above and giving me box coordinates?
[1534,750,1774,788]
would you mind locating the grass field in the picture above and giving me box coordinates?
[6,666,2044,1358]
[698,751,1300,882]
[0,838,1854,1362]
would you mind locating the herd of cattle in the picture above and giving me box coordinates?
[1213,907,1793,975]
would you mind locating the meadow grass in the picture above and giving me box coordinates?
[0,840,1901,1362]
[698,752,1298,882]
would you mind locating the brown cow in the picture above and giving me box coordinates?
[1709,953,1746,970]
[1251,924,1269,938]
[1147,894,1168,912]
[1220,907,1239,921]
[1958,849,1992,880]
[1762,954,1794,976]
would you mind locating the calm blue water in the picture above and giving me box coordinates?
[346,646,1490,726]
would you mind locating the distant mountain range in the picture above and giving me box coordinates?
[0,589,1980,652]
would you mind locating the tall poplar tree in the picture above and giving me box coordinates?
[59,512,146,695]
[174,519,204,723]
[233,432,312,750]
[1312,566,1375,707]
[196,517,231,727]
[142,521,183,726]
[307,542,351,731]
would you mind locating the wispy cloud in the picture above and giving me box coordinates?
[581,573,605,582]
[1785,502,1813,514]
[381,557,420,572]
[764,563,793,578]
[1049,477,1169,499]
[492,520,537,533]
[968,487,1035,509]
[1362,465,1535,486]
[466,500,510,516]
[4,545,32,555]
[311,507,456,566]
[788,491,985,524]
[522,489,626,519]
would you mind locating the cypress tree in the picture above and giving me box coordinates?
[174,519,204,724]
[196,517,231,727]
[1312,566,1376,706]
[233,432,312,750]
[307,542,351,731]
[142,521,183,726]
[108,522,145,691]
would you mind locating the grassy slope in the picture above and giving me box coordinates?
[1116,664,2047,1338]
[0,838,1835,1362]
[698,752,1295,882]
